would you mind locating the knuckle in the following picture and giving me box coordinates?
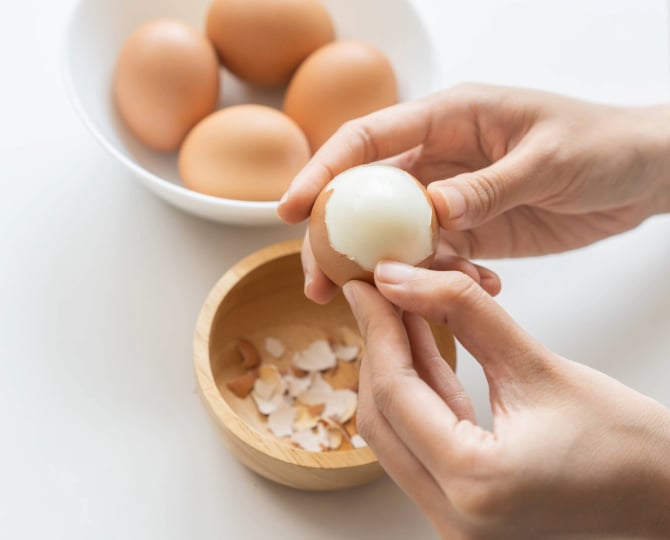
[354,406,376,443]
[445,389,475,417]
[445,272,483,309]
[449,81,486,98]
[464,168,506,220]
[338,120,379,163]
[449,480,510,520]
[370,373,397,418]
[361,310,398,343]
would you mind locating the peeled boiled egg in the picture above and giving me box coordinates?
[178,104,310,201]
[283,41,397,152]
[309,165,438,286]
[113,19,220,152]
[206,0,334,87]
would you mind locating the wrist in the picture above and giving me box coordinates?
[640,409,670,537]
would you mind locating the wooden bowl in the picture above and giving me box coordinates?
[193,239,456,491]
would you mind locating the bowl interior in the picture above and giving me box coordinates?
[206,242,456,451]
[64,0,440,225]
[210,247,360,444]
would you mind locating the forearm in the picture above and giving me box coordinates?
[612,405,670,538]
[637,409,670,538]
[635,103,670,215]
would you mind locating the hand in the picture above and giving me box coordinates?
[279,84,670,303]
[343,263,670,539]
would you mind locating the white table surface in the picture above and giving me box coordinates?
[2,1,670,538]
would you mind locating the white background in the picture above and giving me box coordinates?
[2,1,670,539]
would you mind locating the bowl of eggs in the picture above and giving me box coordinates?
[194,238,456,490]
[63,0,441,226]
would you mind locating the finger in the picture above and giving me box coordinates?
[402,311,477,423]
[277,99,434,224]
[427,145,539,231]
[374,262,552,388]
[357,351,450,528]
[301,230,339,304]
[430,253,502,297]
[380,147,477,187]
[343,280,492,477]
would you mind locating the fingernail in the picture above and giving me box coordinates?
[279,190,289,206]
[303,271,312,294]
[375,261,416,284]
[436,186,466,220]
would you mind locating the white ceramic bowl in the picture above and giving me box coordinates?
[63,0,441,226]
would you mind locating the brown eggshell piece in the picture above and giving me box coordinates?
[178,104,311,201]
[283,40,398,152]
[309,171,438,287]
[113,19,220,152]
[206,0,334,87]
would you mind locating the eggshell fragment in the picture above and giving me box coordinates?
[293,404,322,432]
[309,164,438,286]
[264,337,285,359]
[251,364,288,414]
[350,434,368,449]
[113,19,219,152]
[225,371,257,398]
[206,0,334,87]
[291,339,337,372]
[333,344,359,362]
[268,404,297,438]
[283,40,397,151]
[291,427,326,452]
[179,105,311,201]
[284,373,312,398]
[237,338,260,369]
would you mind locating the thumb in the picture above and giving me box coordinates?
[374,261,554,391]
[427,149,537,230]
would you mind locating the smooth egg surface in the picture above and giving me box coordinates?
[309,165,438,286]
[283,40,397,152]
[113,19,220,152]
[178,104,311,201]
[206,0,334,87]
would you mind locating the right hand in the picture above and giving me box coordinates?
[343,264,670,539]
[278,84,670,303]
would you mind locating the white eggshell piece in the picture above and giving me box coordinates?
[252,392,288,416]
[324,389,358,423]
[309,372,333,393]
[293,404,321,431]
[254,364,286,399]
[267,404,297,438]
[291,427,328,452]
[350,434,368,448]
[324,164,434,271]
[292,339,337,371]
[333,344,359,361]
[298,388,357,423]
[326,427,343,450]
[284,373,313,398]
[265,337,285,358]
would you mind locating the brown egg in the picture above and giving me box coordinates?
[178,105,311,201]
[283,40,397,152]
[113,19,220,152]
[206,0,334,87]
[309,165,438,287]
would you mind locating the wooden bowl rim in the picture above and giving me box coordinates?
[193,238,379,470]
